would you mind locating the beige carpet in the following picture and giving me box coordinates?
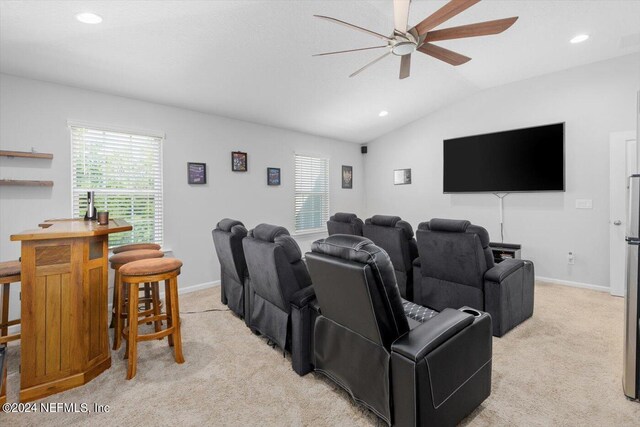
[2,282,639,426]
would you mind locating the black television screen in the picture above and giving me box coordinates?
[443,123,565,193]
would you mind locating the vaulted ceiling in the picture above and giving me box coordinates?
[1,1,639,143]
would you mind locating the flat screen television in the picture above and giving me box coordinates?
[443,123,565,193]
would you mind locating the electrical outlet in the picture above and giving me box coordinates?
[568,251,575,265]
[575,199,593,209]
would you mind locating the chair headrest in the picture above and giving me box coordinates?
[366,215,414,239]
[251,223,290,242]
[330,212,358,223]
[217,218,244,232]
[216,218,247,237]
[419,218,490,248]
[311,234,384,266]
[367,215,401,227]
[422,218,470,233]
[274,235,303,263]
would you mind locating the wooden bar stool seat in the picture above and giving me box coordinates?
[0,260,21,346]
[110,249,164,350]
[120,258,185,380]
[112,243,161,254]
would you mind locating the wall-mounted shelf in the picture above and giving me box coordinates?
[0,150,54,160]
[0,179,54,187]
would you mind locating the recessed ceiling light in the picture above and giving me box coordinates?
[379,110,389,117]
[570,34,589,44]
[75,13,103,24]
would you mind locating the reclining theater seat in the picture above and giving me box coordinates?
[212,218,250,325]
[306,235,492,426]
[242,224,316,375]
[363,215,418,300]
[414,218,535,337]
[326,212,364,236]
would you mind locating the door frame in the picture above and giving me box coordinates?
[610,131,637,297]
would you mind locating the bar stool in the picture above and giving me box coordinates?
[120,257,185,380]
[109,243,160,328]
[0,346,6,407]
[0,260,21,345]
[110,249,164,350]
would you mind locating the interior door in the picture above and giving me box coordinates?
[610,131,638,296]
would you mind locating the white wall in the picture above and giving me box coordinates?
[364,53,640,289]
[0,74,364,318]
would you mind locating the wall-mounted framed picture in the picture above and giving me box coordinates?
[187,162,207,184]
[232,151,248,172]
[394,168,412,185]
[342,165,353,189]
[267,167,281,186]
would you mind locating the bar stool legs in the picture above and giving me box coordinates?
[119,257,185,380]
[0,261,21,346]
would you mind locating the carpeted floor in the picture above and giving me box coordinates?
[2,281,639,426]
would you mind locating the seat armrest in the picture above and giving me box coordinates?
[290,284,316,309]
[485,258,523,283]
[391,308,474,361]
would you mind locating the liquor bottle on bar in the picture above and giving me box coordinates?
[84,191,97,221]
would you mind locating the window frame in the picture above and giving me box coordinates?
[294,152,330,235]
[68,121,165,248]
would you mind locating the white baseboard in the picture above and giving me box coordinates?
[536,276,609,293]
[178,280,220,294]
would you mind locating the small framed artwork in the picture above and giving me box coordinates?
[187,162,207,184]
[232,151,248,172]
[342,165,353,189]
[394,168,412,185]
[267,167,281,186]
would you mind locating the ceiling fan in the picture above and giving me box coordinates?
[313,0,518,79]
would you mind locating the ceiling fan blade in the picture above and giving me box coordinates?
[313,45,388,57]
[349,52,392,78]
[393,0,411,33]
[314,15,392,41]
[424,17,518,42]
[399,54,411,79]
[413,0,481,36]
[417,43,471,66]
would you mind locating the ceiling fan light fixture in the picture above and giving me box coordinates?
[379,110,389,117]
[391,41,417,56]
[75,12,103,24]
[570,34,589,44]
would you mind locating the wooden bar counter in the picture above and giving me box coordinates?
[10,219,132,402]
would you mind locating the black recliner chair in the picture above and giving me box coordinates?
[212,218,250,325]
[306,235,492,426]
[413,218,535,337]
[242,224,316,375]
[363,215,418,300]
[327,212,364,236]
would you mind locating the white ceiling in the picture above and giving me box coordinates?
[1,1,639,143]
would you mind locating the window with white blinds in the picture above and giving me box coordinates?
[70,125,163,248]
[294,154,329,233]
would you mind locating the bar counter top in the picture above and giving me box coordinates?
[10,218,132,241]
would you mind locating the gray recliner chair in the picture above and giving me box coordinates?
[413,218,535,337]
[306,235,492,426]
[242,224,316,375]
[327,212,364,236]
[363,215,418,300]
[212,218,250,325]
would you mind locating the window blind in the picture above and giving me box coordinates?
[70,125,163,248]
[294,154,329,233]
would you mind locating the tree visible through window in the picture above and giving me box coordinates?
[70,125,163,248]
[294,154,329,233]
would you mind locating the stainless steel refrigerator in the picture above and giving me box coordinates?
[624,173,640,401]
